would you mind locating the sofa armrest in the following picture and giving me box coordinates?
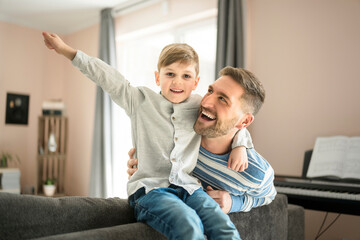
[229,194,288,240]
[287,204,305,240]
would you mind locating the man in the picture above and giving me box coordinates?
[128,66,277,213]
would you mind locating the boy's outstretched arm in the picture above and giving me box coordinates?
[42,32,77,60]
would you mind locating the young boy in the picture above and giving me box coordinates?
[43,32,252,239]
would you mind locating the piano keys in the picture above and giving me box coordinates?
[274,175,360,216]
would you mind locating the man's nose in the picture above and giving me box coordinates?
[201,95,216,108]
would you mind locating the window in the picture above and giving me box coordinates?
[111,15,217,198]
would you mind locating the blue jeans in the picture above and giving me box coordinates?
[129,185,241,240]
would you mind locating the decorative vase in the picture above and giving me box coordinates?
[48,132,57,152]
[43,185,56,197]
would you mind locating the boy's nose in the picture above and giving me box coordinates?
[172,76,182,84]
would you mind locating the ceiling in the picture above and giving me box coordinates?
[0,0,133,35]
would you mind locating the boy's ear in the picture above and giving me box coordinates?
[155,71,160,86]
[192,76,200,90]
[235,114,254,130]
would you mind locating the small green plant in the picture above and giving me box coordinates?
[0,151,20,168]
[44,178,56,185]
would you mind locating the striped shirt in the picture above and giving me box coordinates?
[192,146,277,213]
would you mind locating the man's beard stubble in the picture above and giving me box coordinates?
[193,116,239,138]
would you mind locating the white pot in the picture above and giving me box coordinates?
[43,185,56,197]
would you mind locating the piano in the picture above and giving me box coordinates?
[274,150,360,216]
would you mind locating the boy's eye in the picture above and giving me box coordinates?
[184,74,191,78]
[166,72,174,77]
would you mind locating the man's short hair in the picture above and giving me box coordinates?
[219,66,265,115]
[157,43,199,76]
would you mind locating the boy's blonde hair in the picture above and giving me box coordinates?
[157,43,199,76]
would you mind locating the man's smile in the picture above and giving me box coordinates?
[200,110,216,121]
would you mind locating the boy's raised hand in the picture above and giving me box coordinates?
[227,146,248,172]
[42,32,77,60]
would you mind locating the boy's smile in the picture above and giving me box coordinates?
[155,62,199,104]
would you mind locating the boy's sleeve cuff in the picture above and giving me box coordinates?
[71,50,84,67]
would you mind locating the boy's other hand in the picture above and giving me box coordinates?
[42,32,77,60]
[127,148,138,179]
[228,146,248,172]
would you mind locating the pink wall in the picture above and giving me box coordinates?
[247,0,360,239]
[61,26,98,196]
[0,22,64,191]
[0,21,97,196]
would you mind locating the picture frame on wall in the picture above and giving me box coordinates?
[5,93,30,125]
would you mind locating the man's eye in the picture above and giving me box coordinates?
[219,97,227,103]
[208,89,213,93]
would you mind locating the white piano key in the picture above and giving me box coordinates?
[275,186,360,201]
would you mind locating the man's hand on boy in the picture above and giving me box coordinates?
[228,146,248,172]
[42,32,77,60]
[206,186,232,214]
[127,148,138,179]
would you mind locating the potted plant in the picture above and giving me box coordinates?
[43,178,56,197]
[0,151,20,168]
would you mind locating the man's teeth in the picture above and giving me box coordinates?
[202,111,216,120]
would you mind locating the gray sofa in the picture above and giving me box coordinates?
[0,192,304,240]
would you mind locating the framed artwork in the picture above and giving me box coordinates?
[5,93,30,125]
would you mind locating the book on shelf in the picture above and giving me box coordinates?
[306,136,360,180]
[42,99,66,116]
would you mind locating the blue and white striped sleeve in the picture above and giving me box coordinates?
[229,167,277,213]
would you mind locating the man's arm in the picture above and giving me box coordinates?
[229,177,276,213]
[197,147,277,214]
[205,174,276,214]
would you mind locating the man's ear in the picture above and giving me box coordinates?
[192,76,200,90]
[235,113,254,130]
[155,71,160,86]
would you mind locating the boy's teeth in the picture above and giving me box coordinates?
[202,111,215,120]
[172,89,183,92]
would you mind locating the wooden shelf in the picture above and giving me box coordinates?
[37,116,68,195]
